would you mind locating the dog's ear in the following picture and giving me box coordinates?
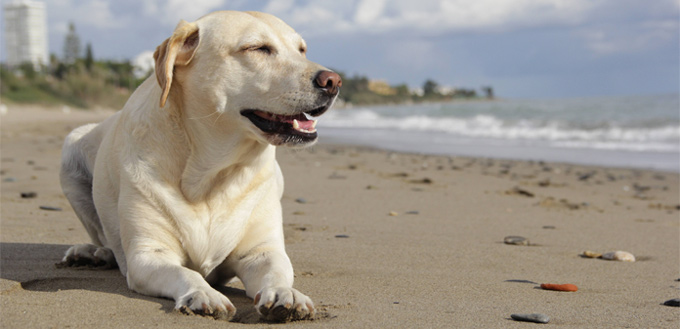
[153,20,200,108]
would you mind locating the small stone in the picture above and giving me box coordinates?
[292,211,306,215]
[408,177,433,184]
[21,192,37,199]
[388,211,399,216]
[579,171,595,181]
[405,210,420,215]
[601,251,635,262]
[511,313,550,324]
[506,187,535,198]
[504,236,529,246]
[540,283,578,292]
[295,198,307,204]
[542,225,556,229]
[334,234,349,238]
[3,177,16,182]
[581,250,602,258]
[39,206,62,211]
[663,298,680,307]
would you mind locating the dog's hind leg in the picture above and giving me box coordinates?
[58,124,116,269]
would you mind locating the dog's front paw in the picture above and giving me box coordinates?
[56,244,117,269]
[176,288,236,321]
[255,287,314,322]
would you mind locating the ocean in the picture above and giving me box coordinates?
[317,93,680,172]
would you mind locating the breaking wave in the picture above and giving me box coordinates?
[319,107,680,153]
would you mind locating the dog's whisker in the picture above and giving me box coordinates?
[211,111,224,126]
[188,111,220,121]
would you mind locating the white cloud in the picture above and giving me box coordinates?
[132,50,155,78]
[48,0,127,30]
[142,0,228,26]
[274,0,594,35]
[580,19,679,55]
[263,0,295,14]
[354,0,387,26]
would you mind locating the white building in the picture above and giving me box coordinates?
[4,0,49,69]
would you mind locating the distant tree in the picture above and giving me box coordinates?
[482,86,494,99]
[18,62,37,80]
[84,43,94,72]
[63,22,81,64]
[423,79,439,96]
[54,62,68,80]
[393,84,411,97]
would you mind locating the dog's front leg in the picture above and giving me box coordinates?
[126,250,236,320]
[118,196,236,321]
[231,245,314,322]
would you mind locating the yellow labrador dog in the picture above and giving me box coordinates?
[58,11,340,322]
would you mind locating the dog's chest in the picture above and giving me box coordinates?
[180,205,247,275]
[179,176,277,277]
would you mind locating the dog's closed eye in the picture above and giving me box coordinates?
[248,45,273,55]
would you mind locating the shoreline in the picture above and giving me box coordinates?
[2,105,679,328]
[319,128,680,174]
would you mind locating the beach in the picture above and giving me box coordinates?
[1,105,679,328]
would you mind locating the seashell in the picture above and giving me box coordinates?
[582,250,602,258]
[601,251,635,262]
[504,236,529,246]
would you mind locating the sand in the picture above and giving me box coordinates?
[1,105,678,328]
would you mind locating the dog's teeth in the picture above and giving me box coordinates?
[293,119,300,130]
[311,120,317,128]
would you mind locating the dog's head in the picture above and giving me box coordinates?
[153,11,341,147]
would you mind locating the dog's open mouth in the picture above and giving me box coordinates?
[241,108,326,144]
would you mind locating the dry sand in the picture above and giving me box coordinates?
[1,105,678,328]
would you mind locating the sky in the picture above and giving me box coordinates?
[2,0,679,99]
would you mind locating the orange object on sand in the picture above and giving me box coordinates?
[540,283,578,292]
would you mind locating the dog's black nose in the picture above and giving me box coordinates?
[314,71,342,96]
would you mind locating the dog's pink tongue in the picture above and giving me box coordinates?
[281,113,316,132]
[295,118,315,130]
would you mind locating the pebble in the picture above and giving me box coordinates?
[3,177,16,182]
[21,192,37,199]
[581,250,602,258]
[409,177,433,184]
[39,206,62,211]
[295,198,307,204]
[542,225,556,229]
[504,236,529,246]
[511,313,550,324]
[334,234,349,238]
[663,298,680,307]
[388,211,399,216]
[601,251,635,262]
[507,187,535,198]
[405,210,420,215]
[540,283,578,292]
